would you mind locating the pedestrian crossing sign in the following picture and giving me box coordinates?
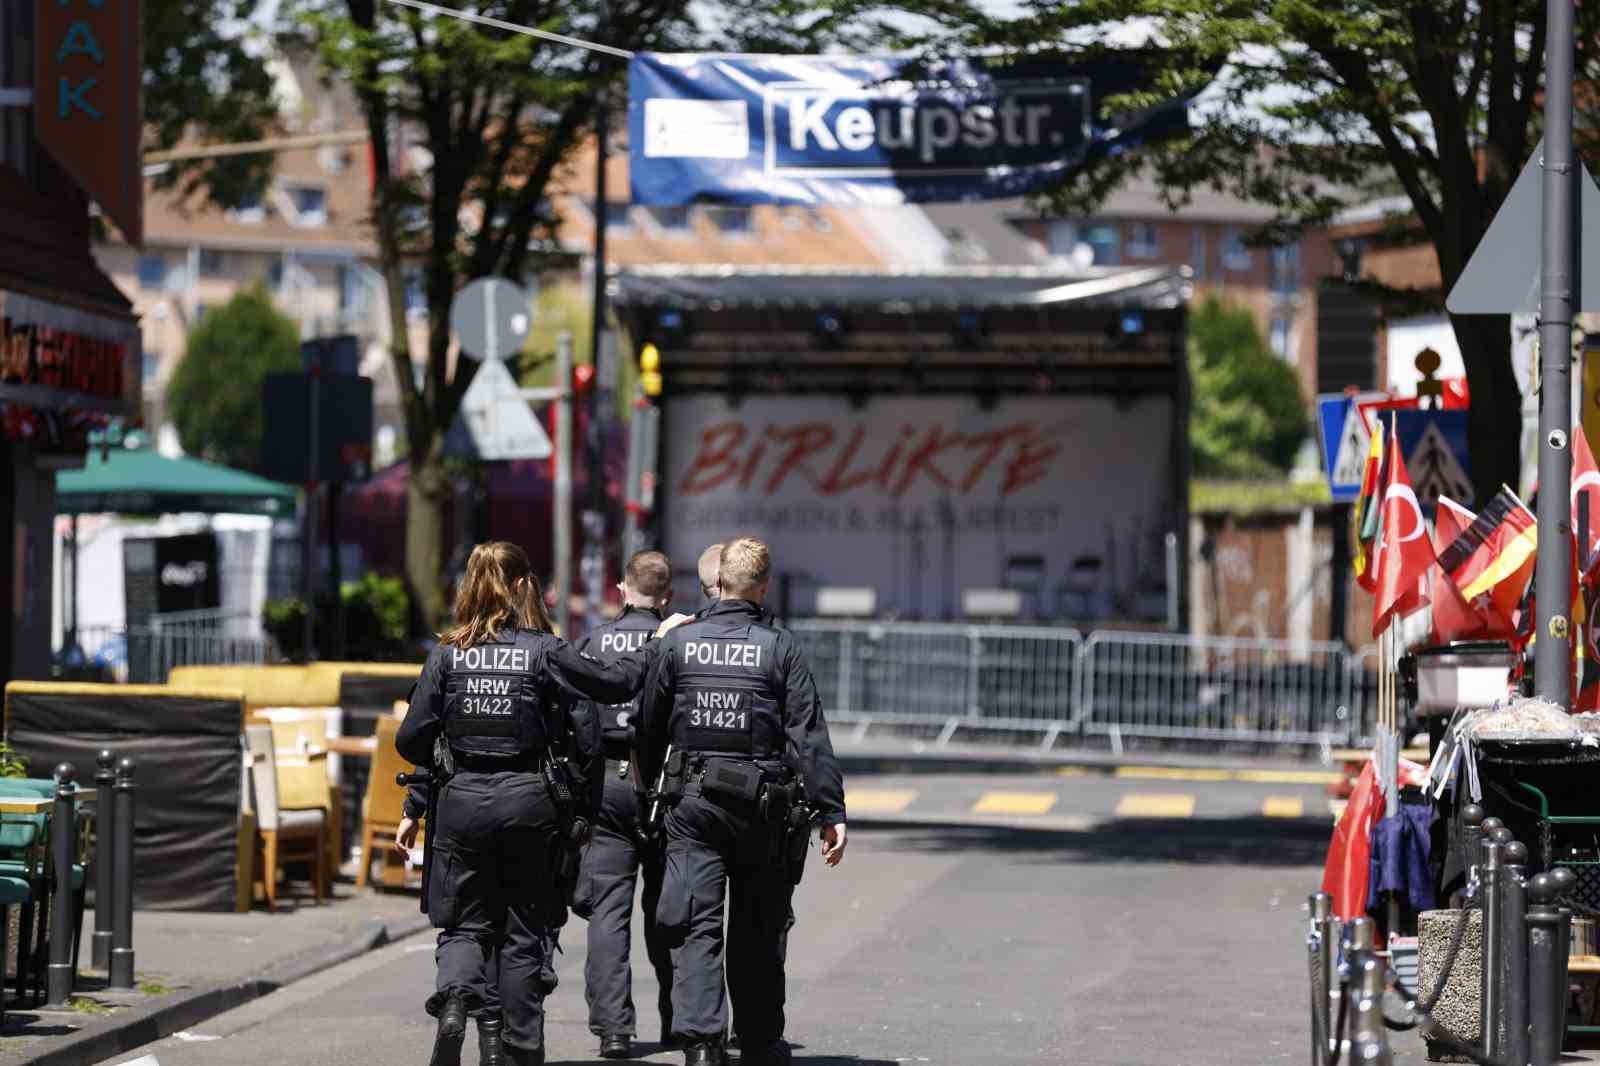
[1318,393,1386,502]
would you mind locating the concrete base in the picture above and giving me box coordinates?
[1419,907,1482,1062]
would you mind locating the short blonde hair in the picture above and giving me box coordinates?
[719,537,770,598]
[698,543,724,597]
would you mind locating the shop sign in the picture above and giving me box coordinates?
[0,316,125,398]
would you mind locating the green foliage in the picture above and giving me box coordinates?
[0,744,29,780]
[1191,477,1329,516]
[165,287,302,474]
[143,0,281,210]
[263,574,415,661]
[1188,297,1306,479]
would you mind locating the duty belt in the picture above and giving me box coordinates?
[453,751,542,774]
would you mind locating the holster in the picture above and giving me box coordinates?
[396,766,440,915]
[540,754,587,928]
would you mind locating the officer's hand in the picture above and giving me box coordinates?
[655,612,694,638]
[822,821,847,866]
[395,816,421,856]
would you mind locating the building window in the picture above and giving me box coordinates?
[267,257,284,290]
[230,189,265,224]
[1127,221,1159,259]
[1046,221,1119,265]
[1270,317,1293,361]
[0,0,33,179]
[587,199,633,232]
[1189,230,1207,280]
[287,185,328,226]
[1270,243,1301,295]
[646,205,691,233]
[138,254,167,291]
[704,206,753,235]
[197,249,225,277]
[1222,229,1252,271]
[141,351,162,385]
[404,266,428,321]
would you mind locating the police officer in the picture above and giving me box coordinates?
[639,537,848,1066]
[572,550,677,1059]
[397,541,686,1066]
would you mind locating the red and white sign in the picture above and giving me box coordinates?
[662,394,1178,618]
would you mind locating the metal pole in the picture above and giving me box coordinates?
[1483,836,1506,1059]
[109,758,136,990]
[1535,0,1577,706]
[44,764,76,1007]
[66,513,78,651]
[91,750,114,970]
[1309,892,1333,1066]
[1552,865,1577,1052]
[1461,804,1486,904]
[302,367,322,661]
[1164,531,1180,632]
[554,332,574,639]
[1503,840,1532,1066]
[582,0,612,637]
[1345,917,1393,1066]
[1528,872,1563,1066]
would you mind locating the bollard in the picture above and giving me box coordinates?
[1482,838,1505,1060]
[1309,892,1332,1066]
[91,750,114,971]
[108,758,136,990]
[44,764,77,1007]
[1346,918,1395,1066]
[1462,805,1487,900]
[1528,873,1563,1066]
[1502,840,1531,1066]
[1551,866,1578,1053]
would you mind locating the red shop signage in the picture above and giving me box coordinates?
[0,315,125,398]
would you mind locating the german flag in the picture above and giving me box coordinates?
[1352,421,1385,593]
[1437,486,1537,637]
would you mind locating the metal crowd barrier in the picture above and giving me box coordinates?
[54,610,280,684]
[790,620,1378,751]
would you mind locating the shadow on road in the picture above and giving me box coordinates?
[854,816,1328,867]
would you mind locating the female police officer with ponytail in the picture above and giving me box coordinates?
[396,541,687,1066]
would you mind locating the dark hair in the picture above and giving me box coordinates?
[624,550,672,599]
[439,541,556,648]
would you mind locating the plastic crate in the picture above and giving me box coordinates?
[1554,861,1600,917]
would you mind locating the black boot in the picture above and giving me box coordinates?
[683,1043,726,1066]
[600,1034,632,1059]
[477,1017,505,1066]
[429,994,467,1066]
[742,1041,792,1066]
[503,1047,544,1066]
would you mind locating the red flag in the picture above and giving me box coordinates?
[1438,487,1537,639]
[1573,425,1600,586]
[1431,497,1490,644]
[1353,421,1386,594]
[1322,761,1382,922]
[1372,427,1435,637]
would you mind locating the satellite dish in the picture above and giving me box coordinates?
[1071,242,1096,270]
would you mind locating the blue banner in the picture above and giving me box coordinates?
[628,53,1197,206]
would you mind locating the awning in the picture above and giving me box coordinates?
[56,447,298,517]
[610,264,1190,311]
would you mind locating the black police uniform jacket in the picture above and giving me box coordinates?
[572,604,663,760]
[636,599,846,827]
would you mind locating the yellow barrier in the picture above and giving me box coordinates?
[167,665,340,712]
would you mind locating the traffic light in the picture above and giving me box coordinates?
[639,342,662,398]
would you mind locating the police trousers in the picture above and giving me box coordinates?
[656,787,794,1048]
[574,758,672,1039]
[425,769,560,1055]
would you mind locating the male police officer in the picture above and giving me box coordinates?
[639,538,847,1066]
[572,551,677,1059]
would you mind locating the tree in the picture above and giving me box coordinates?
[1188,296,1307,478]
[296,0,698,628]
[934,1,1600,506]
[166,287,302,472]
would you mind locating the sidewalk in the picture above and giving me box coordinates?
[0,882,430,1066]
[834,734,1343,779]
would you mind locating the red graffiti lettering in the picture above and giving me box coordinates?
[958,425,1026,492]
[680,423,746,494]
[1001,429,1061,495]
[765,423,834,494]
[892,426,960,497]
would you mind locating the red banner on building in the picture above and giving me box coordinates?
[34,0,144,245]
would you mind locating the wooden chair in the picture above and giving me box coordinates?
[244,725,330,909]
[261,708,344,874]
[357,717,419,889]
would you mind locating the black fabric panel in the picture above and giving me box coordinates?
[339,672,420,719]
[8,694,242,912]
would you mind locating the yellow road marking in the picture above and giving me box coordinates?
[973,791,1059,816]
[1262,796,1306,819]
[1057,766,1090,778]
[1234,769,1341,785]
[844,789,917,814]
[1115,793,1196,818]
[1115,766,1231,782]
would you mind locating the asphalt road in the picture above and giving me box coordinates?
[100,772,1336,1066]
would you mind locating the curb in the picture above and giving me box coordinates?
[836,745,1337,779]
[16,914,432,1066]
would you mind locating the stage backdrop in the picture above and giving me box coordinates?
[661,393,1179,620]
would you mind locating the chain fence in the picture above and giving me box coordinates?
[791,620,1379,751]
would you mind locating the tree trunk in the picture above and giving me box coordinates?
[1452,312,1524,507]
[406,438,452,631]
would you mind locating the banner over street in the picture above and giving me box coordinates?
[628,53,1196,205]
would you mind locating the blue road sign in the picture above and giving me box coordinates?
[1318,394,1371,502]
[1392,409,1473,512]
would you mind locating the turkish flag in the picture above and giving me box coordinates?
[1573,424,1600,585]
[1431,497,1490,644]
[1372,427,1436,637]
[1322,760,1382,922]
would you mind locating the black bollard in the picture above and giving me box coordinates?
[1482,839,1505,1060]
[1309,892,1332,1066]
[1345,917,1394,1066]
[1528,873,1563,1066]
[1503,840,1531,1066]
[1462,805,1486,899]
[108,758,136,990]
[1551,866,1578,1052]
[92,750,114,971]
[44,765,77,1007]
